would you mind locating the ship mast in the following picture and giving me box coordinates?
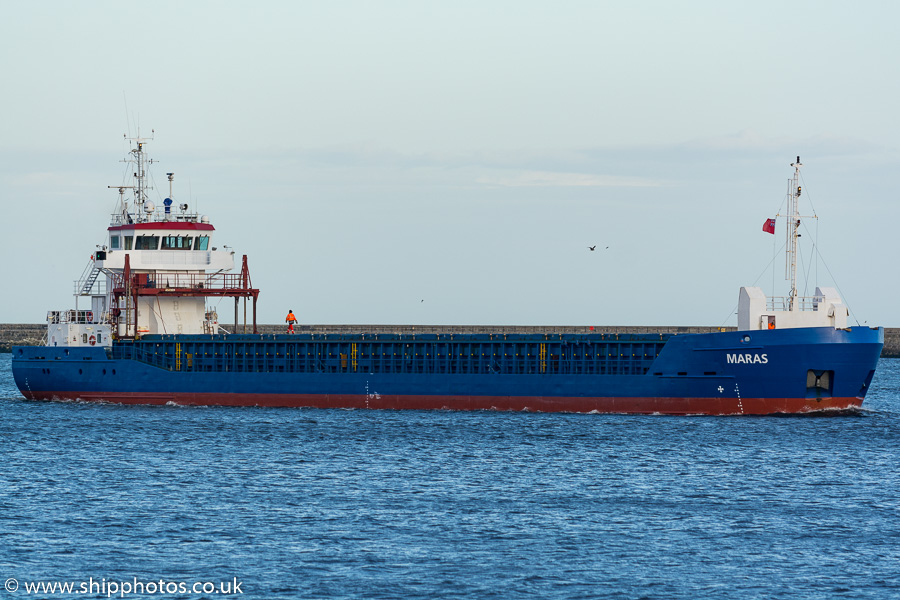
[125,131,155,223]
[785,156,802,311]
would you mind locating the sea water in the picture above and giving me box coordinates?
[1,353,898,600]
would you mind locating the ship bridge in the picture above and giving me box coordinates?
[96,222,235,272]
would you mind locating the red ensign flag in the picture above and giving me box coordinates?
[762,218,776,234]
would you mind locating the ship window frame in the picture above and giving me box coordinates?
[124,236,133,250]
[195,236,209,251]
[136,235,160,250]
[161,235,193,250]
[110,235,121,250]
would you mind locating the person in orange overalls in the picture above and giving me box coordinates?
[285,310,298,334]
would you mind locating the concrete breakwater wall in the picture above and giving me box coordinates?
[3,323,899,357]
[1,324,46,351]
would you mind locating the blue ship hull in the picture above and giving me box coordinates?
[11,326,883,415]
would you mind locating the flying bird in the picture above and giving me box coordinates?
[588,246,596,251]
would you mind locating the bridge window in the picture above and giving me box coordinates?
[136,235,159,250]
[110,235,120,249]
[195,236,209,251]
[162,235,193,250]
[124,236,133,250]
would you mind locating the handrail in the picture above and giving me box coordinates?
[109,270,255,293]
[766,295,826,312]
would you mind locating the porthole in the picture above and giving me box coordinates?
[741,335,751,344]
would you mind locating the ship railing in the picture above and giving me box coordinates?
[73,277,108,296]
[109,211,203,227]
[73,260,108,296]
[255,324,726,336]
[766,295,825,312]
[47,309,101,325]
[110,271,252,292]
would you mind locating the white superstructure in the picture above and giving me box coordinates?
[47,136,256,347]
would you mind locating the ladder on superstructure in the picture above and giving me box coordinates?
[79,266,102,295]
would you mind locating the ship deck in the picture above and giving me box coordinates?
[114,331,675,377]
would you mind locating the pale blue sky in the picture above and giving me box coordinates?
[2,1,898,326]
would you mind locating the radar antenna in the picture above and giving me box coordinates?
[121,130,156,223]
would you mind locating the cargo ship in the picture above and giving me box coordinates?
[11,141,883,414]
